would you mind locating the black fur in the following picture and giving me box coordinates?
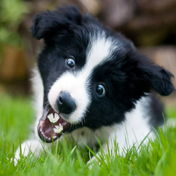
[32,5,174,132]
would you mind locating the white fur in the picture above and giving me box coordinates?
[15,75,154,163]
[31,68,44,118]
[101,97,155,155]
[48,34,116,123]
[31,68,46,141]
[14,139,43,165]
[84,33,116,78]
[14,36,155,164]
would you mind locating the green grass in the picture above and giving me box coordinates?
[166,106,176,119]
[0,94,176,176]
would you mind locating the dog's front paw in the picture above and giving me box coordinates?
[13,139,43,165]
[87,156,101,170]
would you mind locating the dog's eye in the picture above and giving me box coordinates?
[96,84,106,97]
[66,58,75,68]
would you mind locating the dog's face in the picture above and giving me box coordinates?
[32,6,174,142]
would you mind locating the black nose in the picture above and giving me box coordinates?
[56,91,76,114]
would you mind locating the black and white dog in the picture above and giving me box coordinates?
[15,5,174,163]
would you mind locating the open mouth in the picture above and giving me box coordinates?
[38,104,71,143]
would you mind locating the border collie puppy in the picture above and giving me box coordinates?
[15,5,174,163]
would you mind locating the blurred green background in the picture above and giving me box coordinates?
[0,0,176,109]
[0,2,176,175]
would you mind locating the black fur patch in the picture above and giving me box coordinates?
[32,5,174,132]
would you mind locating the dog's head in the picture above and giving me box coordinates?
[32,6,174,142]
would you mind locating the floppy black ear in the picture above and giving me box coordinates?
[31,5,83,40]
[128,53,175,96]
[150,67,174,95]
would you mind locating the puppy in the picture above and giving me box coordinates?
[14,5,174,163]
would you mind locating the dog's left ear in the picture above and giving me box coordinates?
[126,53,175,96]
[31,5,83,40]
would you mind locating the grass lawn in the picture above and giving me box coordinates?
[0,94,176,176]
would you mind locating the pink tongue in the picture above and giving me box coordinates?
[41,118,55,138]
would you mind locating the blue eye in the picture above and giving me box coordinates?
[66,58,75,68]
[96,84,106,97]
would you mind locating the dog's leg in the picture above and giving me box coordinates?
[88,118,155,168]
[14,139,43,165]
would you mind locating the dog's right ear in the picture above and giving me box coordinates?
[31,5,83,40]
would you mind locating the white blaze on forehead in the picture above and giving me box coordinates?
[48,33,116,124]
[80,34,116,78]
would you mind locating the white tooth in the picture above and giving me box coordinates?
[54,113,60,121]
[54,123,63,134]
